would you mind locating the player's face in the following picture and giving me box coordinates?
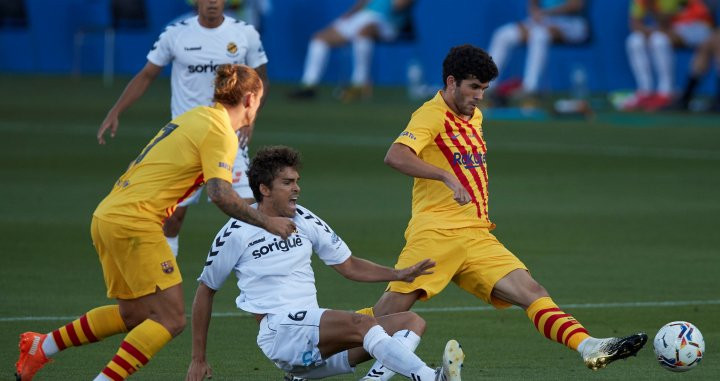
[448,76,488,117]
[264,167,300,218]
[196,0,225,20]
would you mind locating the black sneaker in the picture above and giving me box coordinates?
[581,333,648,370]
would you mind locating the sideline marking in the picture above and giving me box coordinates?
[2,299,719,322]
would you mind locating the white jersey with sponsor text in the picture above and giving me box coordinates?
[147,15,268,118]
[198,204,351,315]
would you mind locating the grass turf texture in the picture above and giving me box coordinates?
[1,75,719,380]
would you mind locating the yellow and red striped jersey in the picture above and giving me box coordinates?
[394,91,493,233]
[94,103,237,229]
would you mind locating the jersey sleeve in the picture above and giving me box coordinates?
[242,25,268,68]
[147,25,175,67]
[198,219,244,290]
[297,207,351,266]
[393,107,439,155]
[199,119,236,183]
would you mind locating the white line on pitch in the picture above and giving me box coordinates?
[2,299,719,322]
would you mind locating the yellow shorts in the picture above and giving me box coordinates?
[91,217,182,299]
[387,227,527,309]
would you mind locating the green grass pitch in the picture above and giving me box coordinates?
[1,75,719,380]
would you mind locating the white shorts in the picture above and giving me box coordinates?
[257,308,354,378]
[673,22,712,47]
[178,145,253,207]
[523,15,588,43]
[333,9,398,41]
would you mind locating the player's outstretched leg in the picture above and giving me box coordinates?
[526,297,647,370]
[578,333,648,370]
[15,305,128,380]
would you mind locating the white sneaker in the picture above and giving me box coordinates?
[580,333,648,370]
[436,339,464,381]
[283,374,307,381]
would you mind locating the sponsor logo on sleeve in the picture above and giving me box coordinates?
[399,131,416,140]
[218,162,232,171]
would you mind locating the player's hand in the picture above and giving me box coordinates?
[237,123,255,149]
[186,359,213,380]
[98,113,119,145]
[443,175,472,205]
[395,258,435,282]
[265,217,296,239]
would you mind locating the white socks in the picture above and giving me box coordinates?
[365,329,422,380]
[627,30,674,95]
[301,39,330,86]
[351,36,374,86]
[165,235,179,257]
[626,31,653,93]
[489,23,522,72]
[363,325,435,380]
[523,25,551,93]
[41,334,59,357]
[649,31,674,95]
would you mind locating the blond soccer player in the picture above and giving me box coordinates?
[15,64,294,381]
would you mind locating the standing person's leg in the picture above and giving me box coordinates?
[97,285,185,380]
[488,22,527,73]
[648,31,674,98]
[294,24,348,96]
[522,24,552,93]
[626,31,654,96]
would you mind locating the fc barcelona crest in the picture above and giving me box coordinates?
[161,261,175,274]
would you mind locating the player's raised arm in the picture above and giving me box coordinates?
[186,282,216,381]
[331,256,435,283]
[98,62,163,144]
[206,178,295,239]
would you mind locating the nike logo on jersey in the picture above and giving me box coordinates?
[184,46,202,51]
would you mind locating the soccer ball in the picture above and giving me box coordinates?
[653,321,705,372]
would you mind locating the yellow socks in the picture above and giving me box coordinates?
[100,319,171,380]
[526,297,589,350]
[50,305,127,352]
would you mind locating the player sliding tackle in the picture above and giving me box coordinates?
[186,146,464,381]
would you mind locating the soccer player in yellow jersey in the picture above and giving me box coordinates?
[359,45,647,380]
[14,64,295,381]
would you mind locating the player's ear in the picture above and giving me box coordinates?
[242,92,253,108]
[259,183,271,198]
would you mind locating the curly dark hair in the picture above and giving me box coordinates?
[248,146,302,202]
[442,44,498,87]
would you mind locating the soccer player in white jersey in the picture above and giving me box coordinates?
[185,146,465,381]
[97,0,268,256]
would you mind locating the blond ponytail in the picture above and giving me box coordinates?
[213,64,262,106]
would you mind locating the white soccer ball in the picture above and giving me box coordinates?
[653,321,705,372]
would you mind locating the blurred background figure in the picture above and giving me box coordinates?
[624,0,713,111]
[288,0,415,101]
[487,0,588,105]
[97,0,268,257]
[676,27,720,111]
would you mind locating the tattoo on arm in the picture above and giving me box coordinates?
[206,178,267,228]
